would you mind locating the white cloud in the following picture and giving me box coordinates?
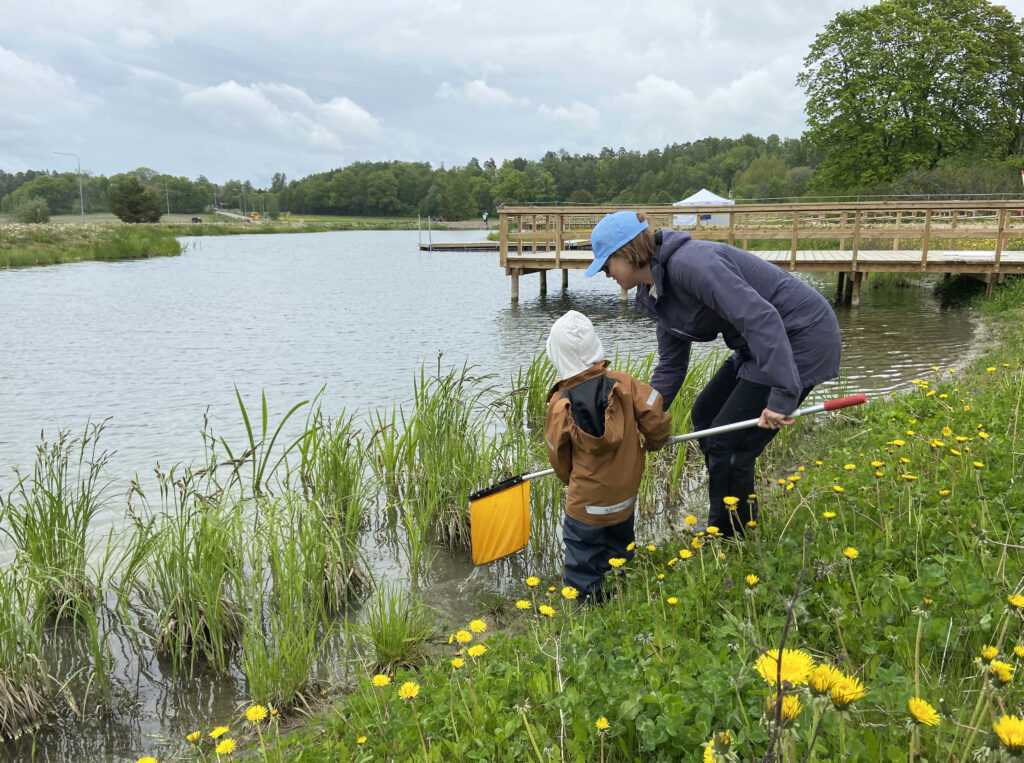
[116,28,158,49]
[0,45,85,116]
[537,101,600,131]
[436,79,527,109]
[182,81,381,151]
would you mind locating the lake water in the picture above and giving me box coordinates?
[0,229,985,761]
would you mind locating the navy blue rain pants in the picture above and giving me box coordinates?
[691,355,813,537]
[562,512,635,597]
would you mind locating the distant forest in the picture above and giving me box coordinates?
[3,133,1023,222]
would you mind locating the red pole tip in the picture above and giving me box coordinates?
[823,393,868,411]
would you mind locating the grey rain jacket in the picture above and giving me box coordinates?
[634,230,841,414]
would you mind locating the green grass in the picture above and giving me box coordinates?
[0,222,181,268]
[270,281,1024,761]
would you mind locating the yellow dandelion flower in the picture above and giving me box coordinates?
[942,426,952,436]
[926,390,936,397]
[467,644,486,658]
[1014,645,1024,660]
[539,604,555,617]
[749,492,759,497]
[455,630,472,644]
[357,736,367,745]
[950,448,961,456]
[909,697,940,726]
[822,511,836,519]
[137,758,157,763]
[990,660,1015,684]
[561,586,578,600]
[973,461,984,469]
[964,405,970,411]
[905,430,915,436]
[979,432,990,439]
[398,681,420,700]
[685,515,698,526]
[938,489,950,496]
[608,558,626,568]
[245,705,269,723]
[691,537,704,549]
[706,526,722,537]
[830,674,866,708]
[679,549,693,560]
[808,663,844,695]
[786,482,794,490]
[215,738,236,755]
[955,435,969,442]
[548,586,556,592]
[747,520,757,528]
[667,597,678,605]
[833,485,845,493]
[718,552,726,561]
[994,715,1024,751]
[754,648,815,686]
[746,574,759,586]
[899,474,918,481]
[815,460,823,466]
[469,619,487,633]
[1009,594,1024,609]
[667,558,678,566]
[595,716,610,731]
[723,496,740,506]
[516,600,532,611]
[210,726,229,739]
[526,576,540,587]
[870,460,884,467]
[766,692,803,725]
[647,544,657,551]
[187,731,200,743]
[657,573,665,579]
[982,645,999,662]
[843,547,859,560]
[929,439,944,448]
[889,439,906,446]
[626,541,635,551]
[452,657,465,668]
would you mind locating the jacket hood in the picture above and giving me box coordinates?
[546,310,606,380]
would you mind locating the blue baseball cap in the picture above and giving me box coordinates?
[584,211,650,277]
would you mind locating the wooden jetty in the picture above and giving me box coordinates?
[498,201,1024,304]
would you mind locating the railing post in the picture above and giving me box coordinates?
[994,207,1007,273]
[789,210,799,270]
[499,210,509,267]
[893,210,902,251]
[728,208,735,247]
[921,209,932,270]
[851,210,861,270]
[555,212,563,269]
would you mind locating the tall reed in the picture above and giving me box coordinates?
[131,466,244,674]
[240,496,331,711]
[0,567,49,742]
[0,423,109,620]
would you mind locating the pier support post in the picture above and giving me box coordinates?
[836,272,846,301]
[843,271,854,305]
[851,271,863,307]
[539,269,547,296]
[620,287,628,303]
[562,268,569,291]
[510,269,520,302]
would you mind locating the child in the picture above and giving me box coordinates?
[544,310,671,602]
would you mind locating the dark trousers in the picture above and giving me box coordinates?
[562,512,635,596]
[691,356,812,537]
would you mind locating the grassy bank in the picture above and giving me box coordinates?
[264,285,1024,761]
[0,222,181,268]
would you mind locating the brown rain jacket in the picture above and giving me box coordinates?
[544,361,671,527]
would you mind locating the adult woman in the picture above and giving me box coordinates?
[585,210,841,536]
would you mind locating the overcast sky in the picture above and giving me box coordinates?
[3,0,1024,188]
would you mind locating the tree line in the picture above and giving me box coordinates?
[3,0,1023,222]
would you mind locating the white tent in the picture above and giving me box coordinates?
[672,188,734,227]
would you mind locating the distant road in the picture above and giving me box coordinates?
[213,209,261,223]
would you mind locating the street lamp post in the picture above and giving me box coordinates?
[54,151,85,220]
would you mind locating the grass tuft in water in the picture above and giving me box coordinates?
[358,586,439,674]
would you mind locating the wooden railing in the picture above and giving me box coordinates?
[498,201,1024,272]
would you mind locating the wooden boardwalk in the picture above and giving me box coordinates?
[498,201,1024,303]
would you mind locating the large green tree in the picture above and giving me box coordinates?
[798,0,1024,189]
[110,176,162,223]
